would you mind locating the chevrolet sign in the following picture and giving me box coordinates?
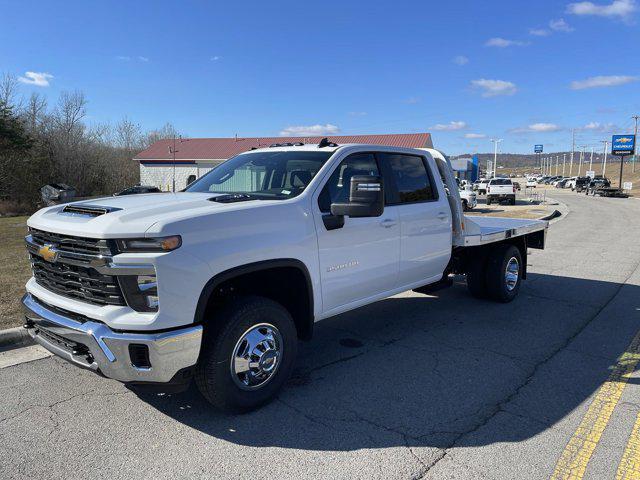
[612,134,636,156]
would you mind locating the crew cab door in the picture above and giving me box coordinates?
[377,152,452,286]
[313,152,400,313]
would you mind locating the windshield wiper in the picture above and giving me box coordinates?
[209,193,257,203]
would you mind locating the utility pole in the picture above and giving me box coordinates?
[555,155,559,176]
[601,140,608,177]
[577,146,585,176]
[562,154,566,176]
[490,139,502,178]
[569,129,575,176]
[632,115,639,173]
[589,146,594,172]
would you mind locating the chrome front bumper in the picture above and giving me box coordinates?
[22,293,202,383]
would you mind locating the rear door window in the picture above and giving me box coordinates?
[378,153,438,204]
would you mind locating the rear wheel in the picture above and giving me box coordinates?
[509,195,516,205]
[485,244,522,303]
[196,296,298,413]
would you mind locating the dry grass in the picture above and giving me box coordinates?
[0,216,31,330]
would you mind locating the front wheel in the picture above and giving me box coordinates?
[196,296,298,413]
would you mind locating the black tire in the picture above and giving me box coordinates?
[195,296,298,413]
[510,196,516,205]
[485,244,522,303]
[462,200,468,211]
[466,252,489,299]
[486,197,492,205]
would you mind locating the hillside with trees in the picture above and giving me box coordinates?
[0,73,180,214]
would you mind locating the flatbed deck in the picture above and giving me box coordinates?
[459,215,548,247]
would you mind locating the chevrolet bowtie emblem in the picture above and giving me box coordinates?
[38,244,59,263]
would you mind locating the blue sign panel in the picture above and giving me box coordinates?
[534,144,543,153]
[611,135,635,156]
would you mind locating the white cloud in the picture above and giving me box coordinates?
[18,71,53,87]
[465,133,487,139]
[529,123,562,132]
[431,121,467,131]
[471,79,518,97]
[570,75,638,89]
[348,111,367,116]
[138,56,149,62]
[279,124,340,137]
[567,0,637,19]
[529,28,550,36]
[116,56,131,61]
[211,56,222,61]
[485,37,530,47]
[452,55,469,66]
[511,123,563,133]
[405,96,421,104]
[580,121,618,132]
[117,55,149,62]
[549,18,575,31]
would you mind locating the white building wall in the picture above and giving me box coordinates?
[139,162,220,191]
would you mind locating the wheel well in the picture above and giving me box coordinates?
[195,260,314,341]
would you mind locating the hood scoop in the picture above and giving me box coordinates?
[61,204,122,217]
[209,194,254,203]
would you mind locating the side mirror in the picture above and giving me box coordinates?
[330,175,384,218]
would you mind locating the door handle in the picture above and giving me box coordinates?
[380,218,397,228]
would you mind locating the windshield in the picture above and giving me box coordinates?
[186,150,333,199]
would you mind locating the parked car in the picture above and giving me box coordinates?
[486,178,516,205]
[476,178,490,195]
[574,177,591,193]
[459,187,477,211]
[513,181,521,191]
[585,177,611,195]
[526,178,537,188]
[22,142,547,412]
[555,179,568,188]
[114,185,163,196]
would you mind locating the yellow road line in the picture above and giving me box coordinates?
[550,331,640,480]
[616,411,640,480]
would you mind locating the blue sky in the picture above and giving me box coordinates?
[2,0,639,154]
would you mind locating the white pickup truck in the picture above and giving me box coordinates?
[486,178,516,205]
[22,141,547,412]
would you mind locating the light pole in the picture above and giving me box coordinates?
[589,146,594,172]
[556,155,559,176]
[633,115,639,173]
[562,154,566,176]
[601,140,609,176]
[490,139,502,178]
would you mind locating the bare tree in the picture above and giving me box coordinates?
[23,93,47,132]
[0,72,20,108]
[145,122,179,146]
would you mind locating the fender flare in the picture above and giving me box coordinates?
[194,259,315,339]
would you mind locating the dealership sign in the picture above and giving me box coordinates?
[611,135,635,156]
[534,144,543,153]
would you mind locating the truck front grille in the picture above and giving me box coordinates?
[27,230,126,306]
[30,228,113,256]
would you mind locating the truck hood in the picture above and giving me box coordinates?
[27,192,266,238]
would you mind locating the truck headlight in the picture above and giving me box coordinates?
[119,274,159,312]
[116,236,181,252]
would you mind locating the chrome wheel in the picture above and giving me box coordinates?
[230,323,283,390]
[505,257,520,291]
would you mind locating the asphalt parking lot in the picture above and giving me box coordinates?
[1,190,640,480]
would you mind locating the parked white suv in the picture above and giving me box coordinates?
[23,141,547,412]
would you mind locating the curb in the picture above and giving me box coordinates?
[0,326,34,352]
[543,195,570,224]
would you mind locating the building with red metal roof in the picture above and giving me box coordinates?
[134,133,433,191]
